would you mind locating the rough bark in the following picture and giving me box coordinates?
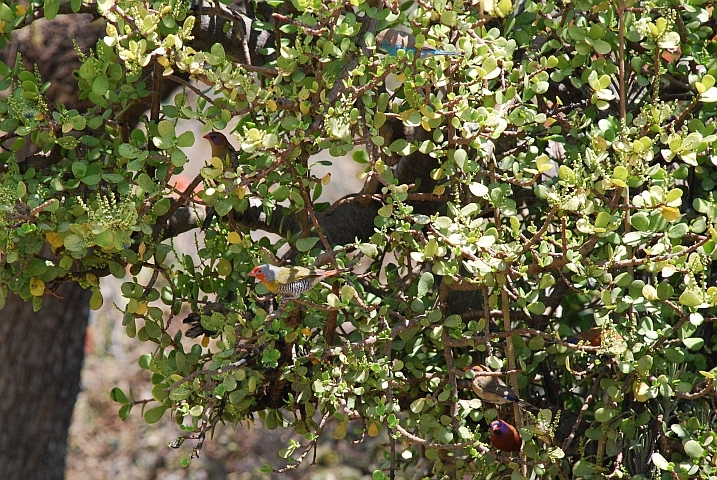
[0,282,91,480]
[0,8,270,479]
[0,15,100,480]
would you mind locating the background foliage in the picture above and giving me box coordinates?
[3,0,717,478]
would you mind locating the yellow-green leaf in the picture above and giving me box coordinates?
[660,206,681,222]
[29,278,44,296]
[89,289,103,310]
[332,421,347,439]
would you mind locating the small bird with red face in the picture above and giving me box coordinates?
[248,264,340,299]
[489,419,522,452]
[468,365,536,410]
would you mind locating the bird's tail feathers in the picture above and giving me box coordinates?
[322,267,353,277]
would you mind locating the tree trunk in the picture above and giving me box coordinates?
[0,15,100,479]
[0,283,91,480]
[0,6,269,479]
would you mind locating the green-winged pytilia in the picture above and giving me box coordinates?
[247,264,340,298]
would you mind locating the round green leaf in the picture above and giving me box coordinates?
[594,407,617,422]
[630,212,650,231]
[157,119,175,138]
[110,387,129,404]
[651,452,670,470]
[469,182,488,197]
[527,301,546,314]
[417,272,434,297]
[358,243,378,257]
[144,405,168,424]
[332,421,347,439]
[138,353,152,369]
[684,439,704,458]
[91,74,109,96]
[296,237,320,252]
[683,337,704,351]
[89,289,104,310]
[679,290,703,307]
[327,293,341,308]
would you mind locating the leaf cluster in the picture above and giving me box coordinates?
[3,0,717,478]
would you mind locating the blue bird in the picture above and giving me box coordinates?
[375,29,461,58]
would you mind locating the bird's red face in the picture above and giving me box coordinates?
[247,266,264,281]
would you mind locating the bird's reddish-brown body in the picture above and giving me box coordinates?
[489,420,522,452]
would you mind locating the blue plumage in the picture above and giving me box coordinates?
[376,29,461,58]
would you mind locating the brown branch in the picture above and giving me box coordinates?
[394,423,473,450]
[562,372,603,453]
[443,327,601,352]
[519,206,558,256]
